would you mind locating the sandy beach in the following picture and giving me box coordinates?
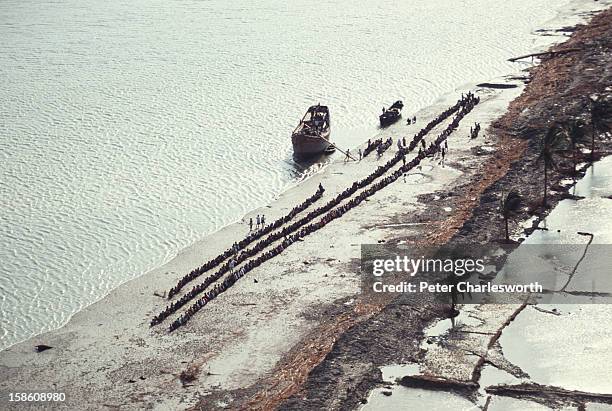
[1,1,611,410]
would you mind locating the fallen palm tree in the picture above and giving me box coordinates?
[486,382,612,406]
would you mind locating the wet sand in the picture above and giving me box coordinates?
[1,1,611,410]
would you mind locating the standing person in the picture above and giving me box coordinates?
[413,115,416,123]
[256,214,260,229]
[397,138,402,150]
[444,140,448,151]
[249,218,253,231]
[345,148,351,162]
[403,173,407,183]
[358,148,362,161]
[402,136,406,147]
[261,215,265,226]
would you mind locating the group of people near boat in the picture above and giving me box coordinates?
[152,92,480,332]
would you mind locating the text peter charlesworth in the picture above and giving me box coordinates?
[369,255,543,294]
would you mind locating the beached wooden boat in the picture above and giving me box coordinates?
[379,100,404,127]
[292,105,331,156]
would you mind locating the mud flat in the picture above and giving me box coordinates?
[1,2,611,411]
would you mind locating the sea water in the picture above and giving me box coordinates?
[0,0,578,350]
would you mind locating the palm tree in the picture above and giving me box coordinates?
[559,119,587,177]
[538,125,564,207]
[500,190,522,241]
[588,95,611,161]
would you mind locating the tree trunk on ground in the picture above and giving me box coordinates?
[505,215,509,241]
[543,161,548,207]
[572,141,577,178]
[591,122,596,162]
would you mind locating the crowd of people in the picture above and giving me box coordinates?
[363,138,383,158]
[376,137,394,157]
[163,184,325,301]
[153,92,481,332]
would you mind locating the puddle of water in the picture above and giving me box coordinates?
[380,363,420,383]
[362,386,478,411]
[499,304,612,394]
[476,365,524,408]
[492,156,612,302]
[423,306,482,341]
[485,396,560,410]
[479,364,520,388]
[586,404,612,411]
[526,156,612,244]
[496,157,612,394]
[573,156,612,198]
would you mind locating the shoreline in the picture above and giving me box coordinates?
[0,0,592,353]
[266,4,612,410]
[1,1,610,410]
[0,82,528,410]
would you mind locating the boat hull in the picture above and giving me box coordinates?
[379,100,404,127]
[292,131,331,156]
[379,113,401,127]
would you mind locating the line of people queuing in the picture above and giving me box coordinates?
[363,138,383,158]
[154,93,480,331]
[166,94,479,332]
[376,137,394,157]
[164,184,325,300]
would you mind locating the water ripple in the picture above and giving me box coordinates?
[0,0,571,350]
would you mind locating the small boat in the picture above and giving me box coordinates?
[379,100,404,127]
[292,104,331,156]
